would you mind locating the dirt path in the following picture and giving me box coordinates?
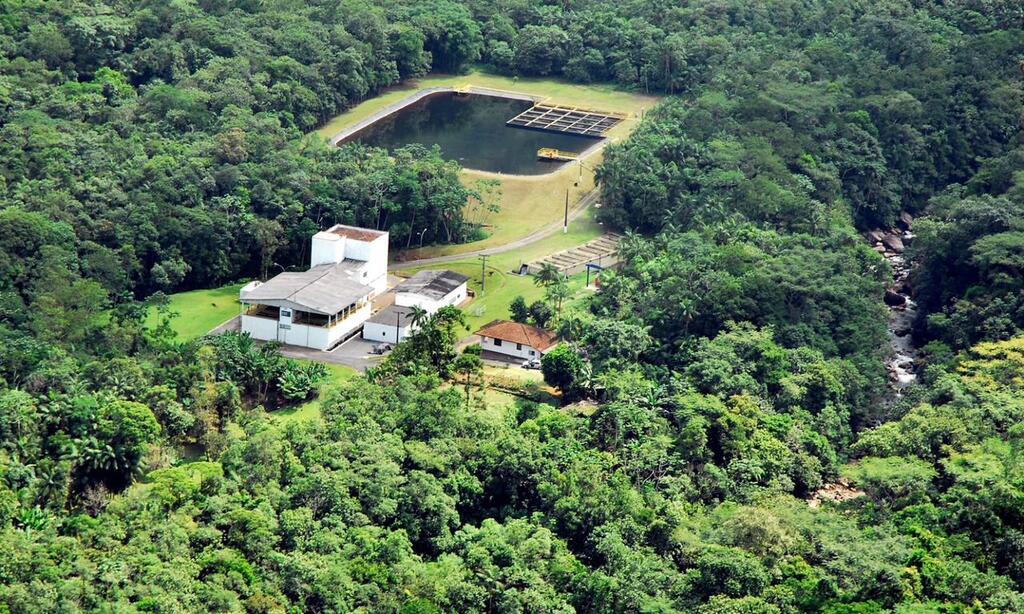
[388,188,601,272]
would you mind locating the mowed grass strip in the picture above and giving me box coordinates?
[146,282,246,341]
[406,158,598,259]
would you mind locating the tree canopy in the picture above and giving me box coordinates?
[1,0,1023,612]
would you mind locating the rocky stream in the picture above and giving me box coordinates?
[866,212,919,398]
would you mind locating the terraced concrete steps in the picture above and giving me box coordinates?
[522,232,623,276]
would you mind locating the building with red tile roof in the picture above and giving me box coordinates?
[475,319,558,360]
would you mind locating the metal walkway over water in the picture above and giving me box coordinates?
[506,104,627,137]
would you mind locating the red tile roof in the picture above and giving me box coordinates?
[327,224,387,241]
[475,320,559,351]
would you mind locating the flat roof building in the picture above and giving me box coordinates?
[241,224,388,350]
[362,304,417,344]
[363,269,470,344]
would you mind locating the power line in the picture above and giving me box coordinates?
[478,254,489,293]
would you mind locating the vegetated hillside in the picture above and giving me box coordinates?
[0,0,484,297]
[1,1,1024,613]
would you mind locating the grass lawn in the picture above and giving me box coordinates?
[315,69,657,260]
[398,207,604,337]
[146,282,246,341]
[400,259,588,337]
[274,363,359,425]
[482,365,544,382]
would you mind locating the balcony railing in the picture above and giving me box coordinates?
[245,304,279,319]
[244,301,366,329]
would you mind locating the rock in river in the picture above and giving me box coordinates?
[882,234,905,253]
[885,289,907,307]
[898,211,914,230]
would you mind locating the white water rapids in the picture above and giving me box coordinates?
[867,216,920,399]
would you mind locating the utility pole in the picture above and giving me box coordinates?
[478,254,489,293]
[563,189,569,234]
[395,310,400,343]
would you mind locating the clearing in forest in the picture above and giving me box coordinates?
[315,70,658,259]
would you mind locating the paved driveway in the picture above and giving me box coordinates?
[279,335,385,372]
[210,317,386,372]
[480,349,527,368]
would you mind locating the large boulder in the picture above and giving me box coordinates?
[866,229,886,243]
[885,289,907,307]
[882,234,905,253]
[897,211,914,230]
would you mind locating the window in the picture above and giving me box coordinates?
[529,350,535,356]
[494,339,503,347]
[516,343,522,350]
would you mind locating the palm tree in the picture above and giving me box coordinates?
[545,279,573,318]
[534,262,562,287]
[453,351,483,407]
[406,306,429,330]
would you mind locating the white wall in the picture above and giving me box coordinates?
[342,236,372,261]
[445,283,467,307]
[328,303,371,346]
[352,236,388,294]
[479,336,542,360]
[242,303,370,350]
[310,233,345,267]
[241,314,279,343]
[363,321,412,343]
[395,293,441,312]
[279,322,328,350]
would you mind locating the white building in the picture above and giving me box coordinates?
[475,320,558,360]
[361,305,416,344]
[239,224,388,350]
[394,270,469,312]
[309,225,389,294]
[362,269,469,343]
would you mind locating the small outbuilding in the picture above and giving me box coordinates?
[394,269,470,311]
[475,320,558,360]
[362,269,469,344]
[362,304,417,344]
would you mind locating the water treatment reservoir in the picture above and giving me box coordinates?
[343,92,601,175]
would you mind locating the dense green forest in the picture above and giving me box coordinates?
[1,0,1024,612]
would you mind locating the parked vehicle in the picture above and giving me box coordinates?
[522,358,542,370]
[371,343,393,355]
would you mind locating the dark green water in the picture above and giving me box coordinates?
[346,93,601,175]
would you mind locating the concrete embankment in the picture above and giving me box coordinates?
[328,86,542,146]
